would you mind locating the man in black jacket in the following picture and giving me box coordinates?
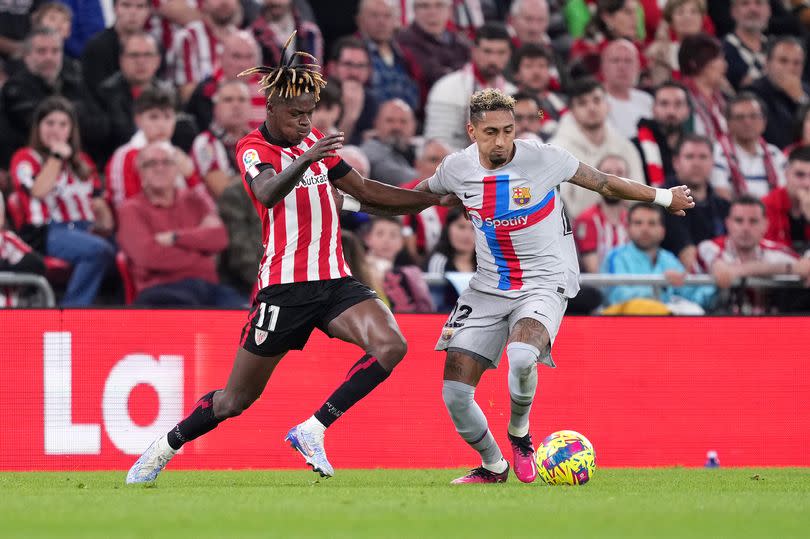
[0,27,107,165]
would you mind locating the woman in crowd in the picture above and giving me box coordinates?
[679,33,731,141]
[570,0,643,73]
[645,0,706,85]
[425,207,476,275]
[10,97,114,306]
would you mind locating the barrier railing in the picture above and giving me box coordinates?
[0,272,56,307]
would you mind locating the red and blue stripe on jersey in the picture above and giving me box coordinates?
[472,174,556,290]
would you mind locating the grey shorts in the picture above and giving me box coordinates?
[435,287,567,369]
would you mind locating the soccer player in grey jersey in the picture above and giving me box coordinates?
[413,89,694,484]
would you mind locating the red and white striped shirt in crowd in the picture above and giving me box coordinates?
[105,135,204,209]
[574,203,629,267]
[236,126,353,288]
[191,128,237,178]
[697,236,797,271]
[170,20,230,87]
[0,230,33,307]
[146,0,201,54]
[11,148,101,226]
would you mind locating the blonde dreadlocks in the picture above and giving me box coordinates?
[238,30,327,102]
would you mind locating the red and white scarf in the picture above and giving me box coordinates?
[683,77,727,140]
[636,124,666,187]
[718,135,780,195]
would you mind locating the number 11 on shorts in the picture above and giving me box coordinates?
[256,303,280,331]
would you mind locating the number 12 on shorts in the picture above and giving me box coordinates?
[256,303,280,331]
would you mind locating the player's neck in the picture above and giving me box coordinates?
[262,122,295,148]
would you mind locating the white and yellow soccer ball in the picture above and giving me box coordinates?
[535,430,596,486]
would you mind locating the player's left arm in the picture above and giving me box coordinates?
[568,162,695,216]
[332,169,460,214]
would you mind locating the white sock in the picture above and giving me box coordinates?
[483,457,508,474]
[302,415,327,433]
[158,434,177,455]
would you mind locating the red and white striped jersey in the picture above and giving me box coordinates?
[145,0,201,54]
[573,203,628,268]
[105,137,204,209]
[697,236,797,271]
[191,129,236,178]
[236,126,353,288]
[11,148,101,226]
[0,230,33,307]
[170,20,228,87]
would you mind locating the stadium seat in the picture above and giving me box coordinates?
[5,192,73,283]
[116,251,136,305]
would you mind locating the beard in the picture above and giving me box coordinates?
[659,120,684,137]
[489,152,508,165]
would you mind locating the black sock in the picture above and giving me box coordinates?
[166,390,223,450]
[313,355,390,428]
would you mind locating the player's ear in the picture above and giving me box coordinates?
[466,121,476,142]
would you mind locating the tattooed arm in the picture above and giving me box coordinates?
[567,162,695,216]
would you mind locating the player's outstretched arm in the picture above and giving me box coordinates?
[332,170,460,214]
[568,162,695,216]
[250,133,345,208]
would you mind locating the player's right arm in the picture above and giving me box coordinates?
[568,162,694,216]
[246,133,344,208]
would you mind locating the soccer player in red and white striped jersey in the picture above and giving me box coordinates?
[127,34,460,485]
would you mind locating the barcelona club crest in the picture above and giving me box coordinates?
[512,187,531,206]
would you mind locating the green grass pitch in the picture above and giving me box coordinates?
[1,468,809,538]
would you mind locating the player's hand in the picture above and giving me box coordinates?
[439,193,462,208]
[667,185,695,216]
[663,270,686,287]
[302,132,344,162]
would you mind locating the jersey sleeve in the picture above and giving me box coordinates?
[10,149,42,194]
[541,142,580,186]
[426,155,452,195]
[237,138,280,184]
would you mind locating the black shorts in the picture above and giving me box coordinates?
[240,277,378,357]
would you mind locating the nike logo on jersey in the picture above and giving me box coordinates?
[463,192,475,199]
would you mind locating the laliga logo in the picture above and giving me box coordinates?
[43,332,183,455]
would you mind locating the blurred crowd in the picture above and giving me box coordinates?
[2,0,810,315]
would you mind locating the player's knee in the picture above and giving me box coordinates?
[506,342,539,376]
[215,392,257,419]
[369,333,407,368]
[442,380,475,413]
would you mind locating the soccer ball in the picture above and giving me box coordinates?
[535,430,596,486]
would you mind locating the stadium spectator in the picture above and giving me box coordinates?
[360,99,417,186]
[117,141,244,307]
[722,0,770,91]
[144,0,202,55]
[639,0,715,40]
[190,80,251,199]
[340,228,383,300]
[170,0,240,101]
[0,191,46,308]
[185,31,266,133]
[550,77,643,218]
[95,32,168,161]
[698,195,809,314]
[574,154,630,273]
[601,202,715,312]
[712,92,786,201]
[506,0,564,87]
[512,92,543,140]
[250,0,323,69]
[401,138,451,265]
[661,134,730,271]
[0,27,107,165]
[57,0,108,58]
[783,104,810,157]
[745,36,809,150]
[679,33,730,141]
[396,0,470,104]
[105,86,204,210]
[763,146,810,254]
[327,36,377,144]
[81,0,152,98]
[10,97,114,306]
[217,179,262,297]
[569,0,642,72]
[645,0,706,85]
[423,22,515,150]
[632,81,692,188]
[601,38,652,138]
[311,83,342,135]
[355,0,419,111]
[31,3,73,44]
[511,43,566,140]
[425,206,475,274]
[364,216,435,313]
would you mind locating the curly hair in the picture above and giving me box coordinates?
[469,88,515,124]
[239,30,327,102]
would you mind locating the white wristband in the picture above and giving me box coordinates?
[342,193,361,212]
[653,188,673,208]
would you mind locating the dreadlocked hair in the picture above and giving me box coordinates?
[238,30,327,102]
